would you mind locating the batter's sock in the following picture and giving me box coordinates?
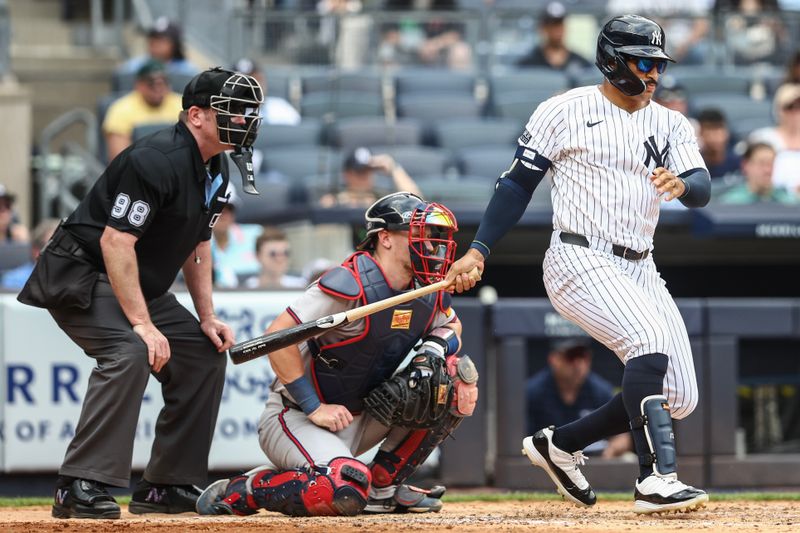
[621,353,669,482]
[551,393,629,453]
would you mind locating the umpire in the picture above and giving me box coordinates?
[18,67,264,519]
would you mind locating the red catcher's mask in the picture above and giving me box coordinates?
[408,202,458,285]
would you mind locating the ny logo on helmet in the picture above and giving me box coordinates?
[651,30,662,46]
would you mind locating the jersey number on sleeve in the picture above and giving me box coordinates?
[110,193,150,227]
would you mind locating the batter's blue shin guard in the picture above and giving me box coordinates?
[631,395,677,478]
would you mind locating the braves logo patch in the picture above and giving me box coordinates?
[390,309,413,329]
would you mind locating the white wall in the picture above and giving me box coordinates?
[0,290,302,472]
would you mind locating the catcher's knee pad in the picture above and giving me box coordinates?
[630,394,677,477]
[247,458,370,517]
[371,414,463,489]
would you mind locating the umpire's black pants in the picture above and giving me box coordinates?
[49,277,227,488]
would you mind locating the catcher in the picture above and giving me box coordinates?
[197,192,479,517]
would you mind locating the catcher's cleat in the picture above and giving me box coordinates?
[52,478,121,519]
[364,484,445,514]
[129,481,202,514]
[196,476,256,516]
[522,427,596,507]
[633,474,708,515]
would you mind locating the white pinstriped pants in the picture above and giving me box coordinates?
[542,231,698,420]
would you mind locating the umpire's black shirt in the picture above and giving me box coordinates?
[65,121,230,300]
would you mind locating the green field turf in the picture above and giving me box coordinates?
[1,492,798,508]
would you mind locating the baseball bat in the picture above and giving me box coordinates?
[227,267,480,365]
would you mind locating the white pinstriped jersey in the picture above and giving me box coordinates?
[520,85,707,252]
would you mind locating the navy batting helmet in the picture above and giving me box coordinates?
[596,15,674,97]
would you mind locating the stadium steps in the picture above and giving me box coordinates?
[7,0,119,140]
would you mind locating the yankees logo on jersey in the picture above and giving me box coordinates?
[518,85,705,253]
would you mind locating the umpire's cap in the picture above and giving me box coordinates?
[596,14,674,97]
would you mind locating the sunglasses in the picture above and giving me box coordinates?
[783,100,800,111]
[635,58,667,74]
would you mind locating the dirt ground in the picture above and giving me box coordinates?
[1,500,798,533]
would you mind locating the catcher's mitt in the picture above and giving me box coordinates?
[364,350,453,429]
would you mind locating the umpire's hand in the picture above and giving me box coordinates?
[200,315,235,353]
[133,323,171,373]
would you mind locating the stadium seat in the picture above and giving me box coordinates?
[394,69,476,97]
[330,117,423,149]
[672,67,752,96]
[492,89,557,120]
[264,68,295,101]
[301,70,383,97]
[416,175,494,206]
[456,146,514,179]
[234,180,300,224]
[368,145,453,177]
[490,69,570,96]
[434,118,522,150]
[690,94,773,125]
[397,94,483,120]
[261,146,343,180]
[253,120,324,150]
[300,91,384,119]
[0,242,31,272]
[131,123,173,142]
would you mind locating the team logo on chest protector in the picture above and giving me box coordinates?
[643,135,670,169]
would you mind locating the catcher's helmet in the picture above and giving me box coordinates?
[596,15,674,97]
[357,192,458,285]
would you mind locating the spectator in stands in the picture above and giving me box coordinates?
[698,108,742,179]
[318,147,423,208]
[0,184,29,245]
[654,77,699,132]
[750,83,800,196]
[607,1,711,64]
[211,184,263,288]
[117,17,198,78]
[232,58,300,126]
[382,1,473,70]
[718,0,787,65]
[526,338,632,458]
[1,218,60,290]
[516,2,591,75]
[244,227,306,289]
[718,142,797,204]
[103,60,183,161]
[781,49,800,84]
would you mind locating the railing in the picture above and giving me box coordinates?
[0,0,10,79]
[35,109,103,221]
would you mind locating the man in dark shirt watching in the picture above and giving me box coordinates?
[526,338,631,458]
[517,2,590,74]
[18,67,264,519]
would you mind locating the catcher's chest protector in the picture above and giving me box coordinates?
[313,253,439,412]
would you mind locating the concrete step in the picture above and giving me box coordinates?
[8,0,62,20]
[10,17,73,47]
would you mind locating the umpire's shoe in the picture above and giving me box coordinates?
[522,427,596,507]
[52,478,121,519]
[634,474,708,514]
[129,480,202,514]
[364,484,445,513]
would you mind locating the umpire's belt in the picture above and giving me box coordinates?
[559,232,649,261]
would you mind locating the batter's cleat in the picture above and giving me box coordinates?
[522,427,596,507]
[196,475,257,516]
[364,484,445,514]
[128,480,202,514]
[51,478,121,519]
[633,474,708,515]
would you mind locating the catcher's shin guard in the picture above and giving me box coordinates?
[631,395,677,477]
[202,458,371,517]
[371,414,462,488]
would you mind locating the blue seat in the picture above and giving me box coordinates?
[253,120,324,151]
[434,118,522,150]
[330,117,423,150]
